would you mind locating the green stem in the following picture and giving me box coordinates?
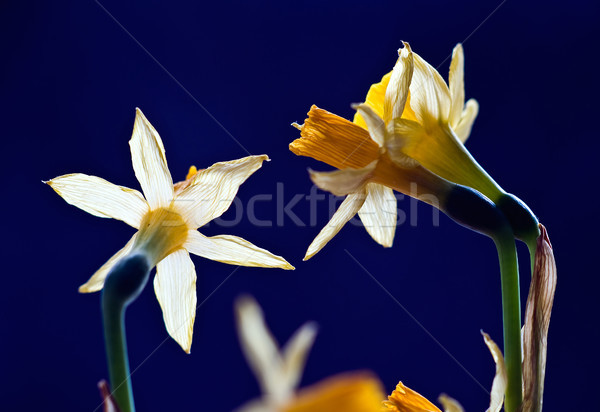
[101,253,150,412]
[492,230,522,412]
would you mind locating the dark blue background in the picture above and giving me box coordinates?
[2,1,598,410]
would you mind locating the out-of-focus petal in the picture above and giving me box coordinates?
[385,42,414,124]
[383,381,441,412]
[520,224,557,412]
[309,161,376,197]
[304,191,367,260]
[482,332,507,412]
[291,106,380,170]
[358,183,396,247]
[282,322,318,390]
[453,99,479,144]
[98,380,121,412]
[129,108,174,209]
[173,155,268,229]
[235,296,289,402]
[438,395,465,412]
[185,230,293,269]
[284,372,385,412]
[79,233,138,293]
[352,103,386,147]
[47,174,148,229]
[448,44,465,128]
[153,249,197,353]
[409,52,451,126]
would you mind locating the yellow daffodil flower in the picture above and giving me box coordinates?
[47,109,293,353]
[383,332,507,412]
[234,296,385,412]
[354,42,503,203]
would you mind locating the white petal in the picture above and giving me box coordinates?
[453,99,479,144]
[185,230,293,269]
[235,296,289,401]
[409,51,452,126]
[482,332,507,412]
[173,155,268,229]
[129,108,174,209]
[385,42,414,123]
[154,249,197,353]
[304,191,367,260]
[79,233,138,293]
[358,183,397,247]
[448,44,465,128]
[438,394,465,412]
[282,322,318,390]
[351,103,386,147]
[47,174,148,228]
[309,161,376,197]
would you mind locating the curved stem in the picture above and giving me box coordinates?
[101,254,150,412]
[492,230,522,412]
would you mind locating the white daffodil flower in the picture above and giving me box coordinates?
[47,109,293,353]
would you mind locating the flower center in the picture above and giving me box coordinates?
[133,207,189,267]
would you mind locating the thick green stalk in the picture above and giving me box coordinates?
[492,230,522,412]
[101,254,150,412]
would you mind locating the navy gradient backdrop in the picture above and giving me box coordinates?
[2,1,598,411]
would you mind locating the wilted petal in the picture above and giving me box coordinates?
[357,183,396,247]
[185,230,293,269]
[129,108,174,209]
[410,52,452,127]
[47,174,148,229]
[519,224,557,412]
[174,155,268,229]
[98,380,121,412]
[448,44,465,129]
[453,99,479,144]
[291,106,380,170]
[383,381,441,412]
[304,191,367,260]
[385,42,414,124]
[309,161,376,197]
[79,233,138,293]
[482,331,507,412]
[284,372,385,412]
[282,322,318,390]
[236,296,289,402]
[438,394,465,412]
[154,249,197,353]
[352,103,386,147]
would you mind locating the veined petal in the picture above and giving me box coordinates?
[448,44,465,128]
[454,99,479,144]
[174,155,268,229]
[438,395,465,412]
[410,51,451,127]
[185,230,293,269]
[282,322,318,391]
[482,332,507,412]
[352,103,386,146]
[385,42,414,124]
[283,372,385,412]
[304,191,367,260]
[235,296,289,402]
[383,381,441,412]
[79,233,138,293]
[357,183,396,247]
[290,106,379,170]
[520,224,556,412]
[129,108,174,209]
[309,161,376,197]
[47,173,148,228]
[154,249,197,353]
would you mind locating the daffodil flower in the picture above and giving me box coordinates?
[384,332,507,412]
[47,109,293,352]
[234,296,385,412]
